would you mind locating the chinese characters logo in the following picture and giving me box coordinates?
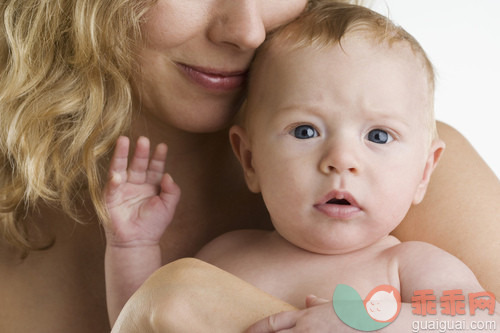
[411,289,496,316]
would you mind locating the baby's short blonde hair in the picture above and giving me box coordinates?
[249,0,437,141]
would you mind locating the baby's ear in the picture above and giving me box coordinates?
[413,139,446,204]
[229,125,260,193]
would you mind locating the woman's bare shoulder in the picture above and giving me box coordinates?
[0,210,109,332]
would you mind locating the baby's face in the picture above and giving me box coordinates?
[243,36,441,254]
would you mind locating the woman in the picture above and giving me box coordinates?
[1,0,498,332]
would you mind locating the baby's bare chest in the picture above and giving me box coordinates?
[280,260,397,307]
[231,241,400,309]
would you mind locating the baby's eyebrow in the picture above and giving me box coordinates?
[357,105,412,123]
[274,104,328,116]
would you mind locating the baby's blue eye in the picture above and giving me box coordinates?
[292,125,318,139]
[367,129,393,144]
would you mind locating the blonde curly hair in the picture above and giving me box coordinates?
[0,0,155,253]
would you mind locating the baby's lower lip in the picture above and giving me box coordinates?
[177,64,247,92]
[314,203,362,220]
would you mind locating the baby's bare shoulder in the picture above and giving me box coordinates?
[389,239,446,256]
[388,240,468,272]
[387,241,483,300]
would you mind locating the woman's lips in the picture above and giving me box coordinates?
[177,63,247,92]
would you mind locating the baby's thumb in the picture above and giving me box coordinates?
[305,294,329,308]
[160,173,181,204]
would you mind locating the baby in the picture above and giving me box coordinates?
[104,1,498,330]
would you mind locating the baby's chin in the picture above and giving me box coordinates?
[288,233,395,256]
[290,237,373,256]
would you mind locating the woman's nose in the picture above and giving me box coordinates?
[319,141,359,175]
[207,0,266,51]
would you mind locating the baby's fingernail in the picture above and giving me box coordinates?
[166,174,174,183]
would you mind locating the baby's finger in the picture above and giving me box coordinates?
[245,311,300,333]
[159,173,181,208]
[305,295,329,308]
[109,136,130,176]
[147,143,168,185]
[104,172,124,204]
[128,136,151,184]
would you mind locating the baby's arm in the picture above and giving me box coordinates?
[104,136,180,325]
[389,241,499,332]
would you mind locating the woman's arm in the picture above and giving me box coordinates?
[392,121,500,296]
[111,258,297,333]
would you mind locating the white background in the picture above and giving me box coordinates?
[369,0,499,178]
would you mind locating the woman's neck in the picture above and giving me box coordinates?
[129,109,234,180]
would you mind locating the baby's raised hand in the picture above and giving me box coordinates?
[104,136,180,247]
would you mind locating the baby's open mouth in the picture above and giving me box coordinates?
[327,198,351,205]
[315,192,362,219]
